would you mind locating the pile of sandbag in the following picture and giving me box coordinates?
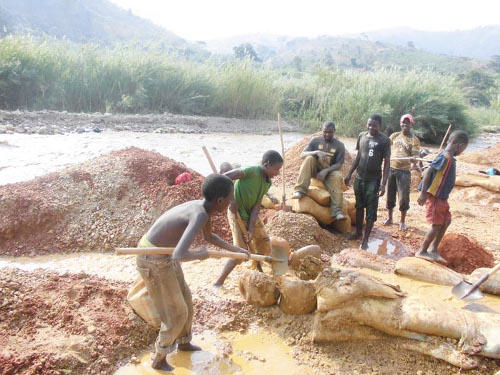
[291,178,354,234]
[455,173,500,193]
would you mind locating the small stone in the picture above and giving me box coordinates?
[87,325,96,334]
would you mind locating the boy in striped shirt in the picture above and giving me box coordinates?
[416,130,468,262]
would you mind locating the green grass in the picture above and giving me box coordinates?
[0,35,491,142]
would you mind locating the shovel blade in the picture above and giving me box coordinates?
[452,281,484,301]
[270,245,289,276]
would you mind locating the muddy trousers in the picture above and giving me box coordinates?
[136,256,193,355]
[386,168,411,212]
[294,155,344,216]
[228,209,271,258]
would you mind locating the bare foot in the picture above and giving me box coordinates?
[151,353,174,371]
[399,222,407,231]
[360,241,369,250]
[415,250,436,262]
[178,342,202,351]
[382,218,392,226]
[428,249,448,264]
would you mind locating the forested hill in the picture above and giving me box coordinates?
[0,0,203,56]
[353,26,500,60]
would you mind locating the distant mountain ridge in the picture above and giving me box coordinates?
[205,26,500,62]
[350,26,500,60]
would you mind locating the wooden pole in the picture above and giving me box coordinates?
[202,146,218,174]
[277,113,286,207]
[438,124,452,154]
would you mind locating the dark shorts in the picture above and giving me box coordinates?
[425,193,451,225]
[354,177,380,222]
[386,168,411,211]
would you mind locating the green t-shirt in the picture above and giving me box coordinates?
[234,165,271,221]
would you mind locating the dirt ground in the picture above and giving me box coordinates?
[1,120,500,374]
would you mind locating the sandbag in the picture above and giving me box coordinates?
[345,198,357,224]
[315,267,405,312]
[127,275,161,328]
[239,270,280,307]
[455,173,500,193]
[292,195,333,225]
[261,194,276,209]
[395,257,463,286]
[332,202,351,234]
[270,236,291,257]
[332,248,395,273]
[277,278,317,315]
[310,178,327,190]
[290,244,322,269]
[298,255,324,280]
[469,268,500,296]
[306,186,330,206]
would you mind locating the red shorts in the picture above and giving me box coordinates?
[425,193,451,225]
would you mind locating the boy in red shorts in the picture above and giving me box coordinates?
[415,130,468,262]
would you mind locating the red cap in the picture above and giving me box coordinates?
[400,114,414,124]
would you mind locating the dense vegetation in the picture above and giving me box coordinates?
[0,35,498,142]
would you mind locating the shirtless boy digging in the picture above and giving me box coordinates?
[135,173,250,371]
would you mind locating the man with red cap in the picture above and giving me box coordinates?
[383,114,421,230]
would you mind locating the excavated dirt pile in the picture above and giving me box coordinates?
[0,147,231,257]
[438,233,495,274]
[459,143,500,165]
[274,132,354,187]
[0,268,157,375]
[266,211,346,255]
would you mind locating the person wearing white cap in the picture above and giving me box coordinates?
[382,114,421,231]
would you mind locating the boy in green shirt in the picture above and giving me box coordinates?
[214,150,283,287]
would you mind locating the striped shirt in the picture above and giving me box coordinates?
[427,151,456,200]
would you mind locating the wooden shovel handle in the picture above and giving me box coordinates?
[116,247,271,262]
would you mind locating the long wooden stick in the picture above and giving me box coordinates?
[116,247,272,262]
[438,124,452,154]
[277,113,286,206]
[202,146,217,174]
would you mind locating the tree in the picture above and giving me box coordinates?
[233,43,261,62]
[488,55,500,73]
[457,69,496,107]
[292,56,303,71]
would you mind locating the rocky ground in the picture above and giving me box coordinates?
[0,110,300,135]
[1,113,500,374]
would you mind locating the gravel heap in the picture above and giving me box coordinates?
[0,147,231,256]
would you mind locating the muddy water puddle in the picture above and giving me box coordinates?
[115,329,311,375]
[0,253,138,283]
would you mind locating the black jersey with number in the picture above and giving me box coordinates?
[355,132,391,181]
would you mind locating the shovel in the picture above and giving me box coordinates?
[452,263,500,301]
[116,246,289,276]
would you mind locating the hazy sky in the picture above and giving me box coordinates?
[109,0,499,41]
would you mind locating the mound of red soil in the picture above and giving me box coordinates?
[459,143,500,166]
[0,268,157,375]
[275,133,353,187]
[0,147,231,257]
[438,233,495,274]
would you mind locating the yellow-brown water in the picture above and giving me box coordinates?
[114,330,312,375]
